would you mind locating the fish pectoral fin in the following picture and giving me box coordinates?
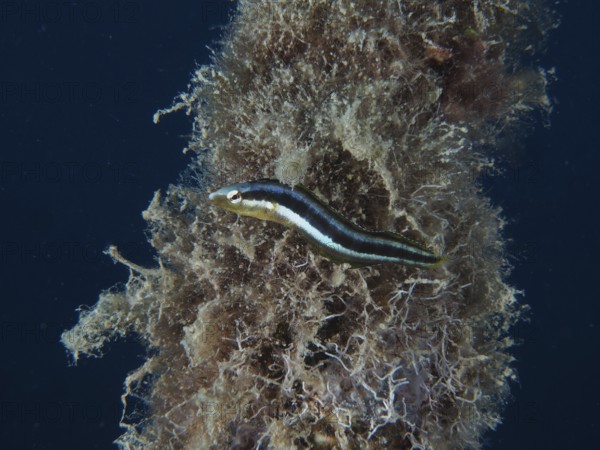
[302,238,345,265]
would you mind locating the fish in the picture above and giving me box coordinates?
[209,179,445,268]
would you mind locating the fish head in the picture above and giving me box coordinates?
[209,182,276,220]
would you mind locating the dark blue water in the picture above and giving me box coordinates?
[486,2,600,448]
[1,1,597,449]
[1,2,233,449]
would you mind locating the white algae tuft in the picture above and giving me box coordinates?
[62,1,556,448]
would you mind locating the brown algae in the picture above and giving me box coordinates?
[62,1,556,448]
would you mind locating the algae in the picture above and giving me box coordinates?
[62,1,556,448]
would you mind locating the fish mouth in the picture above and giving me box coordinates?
[208,190,230,209]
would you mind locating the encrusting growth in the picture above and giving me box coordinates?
[62,1,555,448]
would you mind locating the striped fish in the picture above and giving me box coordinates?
[209,179,444,268]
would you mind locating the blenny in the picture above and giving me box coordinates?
[209,179,444,268]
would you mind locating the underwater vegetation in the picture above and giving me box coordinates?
[62,1,555,448]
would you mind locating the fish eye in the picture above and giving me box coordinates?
[227,190,242,204]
